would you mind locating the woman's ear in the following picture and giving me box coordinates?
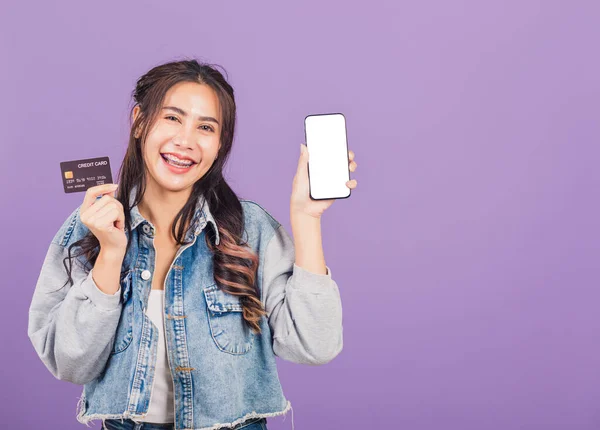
[132,106,141,138]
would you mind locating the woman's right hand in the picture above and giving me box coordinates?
[80,183,127,256]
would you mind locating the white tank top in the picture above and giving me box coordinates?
[136,289,175,423]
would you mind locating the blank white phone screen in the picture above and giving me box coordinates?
[304,113,350,200]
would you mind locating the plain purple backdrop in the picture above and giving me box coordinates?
[2,1,599,429]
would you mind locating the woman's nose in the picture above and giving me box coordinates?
[172,126,195,149]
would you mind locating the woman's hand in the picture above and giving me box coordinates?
[290,143,358,219]
[80,183,127,257]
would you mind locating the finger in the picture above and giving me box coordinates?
[82,196,121,228]
[88,204,120,230]
[348,150,354,161]
[87,199,118,223]
[349,161,357,172]
[346,179,358,188]
[83,194,115,218]
[297,144,309,173]
[81,184,119,212]
[114,201,125,231]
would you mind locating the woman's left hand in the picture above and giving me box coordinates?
[290,143,358,219]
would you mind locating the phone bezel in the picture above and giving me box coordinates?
[303,112,351,201]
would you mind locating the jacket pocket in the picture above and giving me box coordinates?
[203,284,255,355]
[111,270,134,355]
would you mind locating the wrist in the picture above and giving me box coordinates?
[98,247,125,263]
[291,212,323,243]
[291,210,321,222]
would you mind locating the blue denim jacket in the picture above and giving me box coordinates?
[28,186,343,430]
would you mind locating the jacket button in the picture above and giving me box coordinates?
[142,223,154,236]
[141,270,152,281]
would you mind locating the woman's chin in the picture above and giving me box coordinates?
[147,172,192,192]
[161,179,194,192]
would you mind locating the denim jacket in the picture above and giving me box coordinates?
[28,186,343,430]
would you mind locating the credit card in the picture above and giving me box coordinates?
[60,156,113,193]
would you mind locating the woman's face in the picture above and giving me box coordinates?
[134,81,221,193]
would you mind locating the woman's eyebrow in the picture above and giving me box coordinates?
[162,106,220,125]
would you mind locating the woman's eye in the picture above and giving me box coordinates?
[165,116,212,132]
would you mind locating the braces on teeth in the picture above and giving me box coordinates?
[163,154,193,167]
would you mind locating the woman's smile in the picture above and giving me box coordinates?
[160,152,197,174]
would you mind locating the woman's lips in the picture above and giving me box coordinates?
[160,154,195,174]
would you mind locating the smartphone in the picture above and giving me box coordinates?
[304,113,351,200]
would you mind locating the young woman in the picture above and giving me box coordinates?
[28,59,358,430]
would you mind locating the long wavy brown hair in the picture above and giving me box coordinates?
[60,58,266,334]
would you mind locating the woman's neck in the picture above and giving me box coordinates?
[137,182,192,236]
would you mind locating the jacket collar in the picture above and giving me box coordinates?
[126,184,220,245]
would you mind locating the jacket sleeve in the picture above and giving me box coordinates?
[261,223,343,365]
[27,208,122,385]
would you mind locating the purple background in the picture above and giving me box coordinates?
[2,1,599,429]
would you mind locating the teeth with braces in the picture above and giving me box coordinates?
[163,154,193,167]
